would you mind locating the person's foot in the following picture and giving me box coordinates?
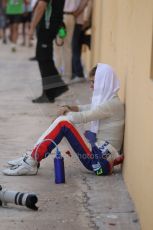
[104,144,122,174]
[3,157,38,176]
[28,43,33,47]
[7,152,40,169]
[29,56,37,61]
[69,76,85,85]
[32,94,55,103]
[108,154,124,174]
[21,41,26,46]
[8,152,29,166]
[54,85,69,98]
[3,38,7,44]
[11,46,17,52]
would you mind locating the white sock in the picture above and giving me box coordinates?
[25,156,37,167]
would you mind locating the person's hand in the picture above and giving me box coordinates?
[57,106,71,116]
[29,27,34,41]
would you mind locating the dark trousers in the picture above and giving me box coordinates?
[36,29,68,99]
[72,24,84,78]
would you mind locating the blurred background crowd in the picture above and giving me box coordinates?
[0,0,93,103]
[0,0,37,48]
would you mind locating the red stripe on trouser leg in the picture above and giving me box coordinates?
[31,120,92,162]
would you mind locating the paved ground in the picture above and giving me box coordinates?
[0,42,140,230]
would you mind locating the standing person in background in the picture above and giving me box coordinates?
[28,0,38,60]
[54,0,81,81]
[21,0,33,46]
[0,0,7,44]
[5,0,28,52]
[29,0,69,103]
[70,0,89,83]
[81,0,92,50]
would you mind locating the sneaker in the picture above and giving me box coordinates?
[7,153,29,166]
[32,94,55,103]
[53,85,69,98]
[69,77,85,85]
[3,160,38,176]
[7,153,40,169]
[11,44,17,53]
[29,56,37,61]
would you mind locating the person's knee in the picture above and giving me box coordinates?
[54,115,72,124]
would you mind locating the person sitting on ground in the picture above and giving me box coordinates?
[3,63,125,176]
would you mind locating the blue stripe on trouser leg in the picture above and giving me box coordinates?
[47,125,93,171]
[42,122,110,175]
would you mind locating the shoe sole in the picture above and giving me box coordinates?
[68,79,85,85]
[7,161,40,168]
[3,170,38,176]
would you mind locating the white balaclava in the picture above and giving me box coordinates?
[90,63,120,133]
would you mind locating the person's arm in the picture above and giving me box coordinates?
[67,102,113,124]
[29,0,47,39]
[57,104,91,116]
[84,0,92,22]
[78,104,91,111]
[2,0,6,8]
[82,0,92,30]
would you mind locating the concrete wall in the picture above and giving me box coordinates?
[91,0,153,229]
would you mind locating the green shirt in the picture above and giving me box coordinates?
[6,0,23,15]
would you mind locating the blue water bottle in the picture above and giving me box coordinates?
[54,149,65,184]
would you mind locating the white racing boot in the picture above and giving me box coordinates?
[3,156,38,176]
[7,152,40,169]
[7,152,30,166]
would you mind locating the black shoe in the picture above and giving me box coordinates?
[32,94,55,103]
[3,38,7,44]
[54,85,69,98]
[29,56,37,61]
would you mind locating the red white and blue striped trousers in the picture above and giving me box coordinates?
[31,116,94,171]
